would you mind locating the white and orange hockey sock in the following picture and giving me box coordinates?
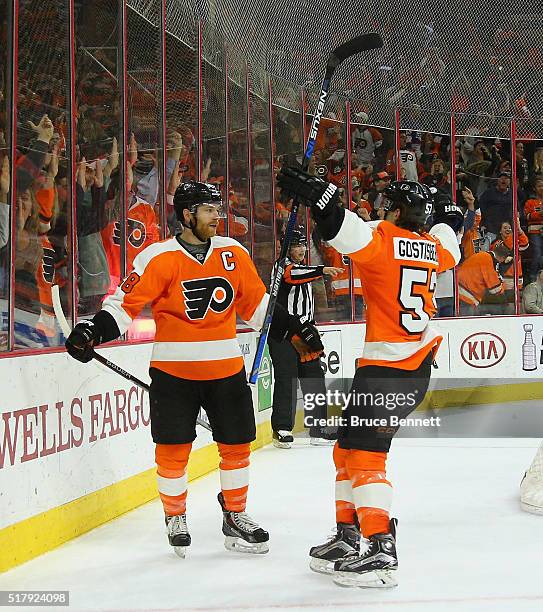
[333,443,357,524]
[217,442,250,512]
[155,443,192,516]
[346,449,392,538]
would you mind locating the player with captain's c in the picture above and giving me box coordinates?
[65,181,324,558]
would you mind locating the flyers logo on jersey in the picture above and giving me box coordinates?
[181,277,235,320]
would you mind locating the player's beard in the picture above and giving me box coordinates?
[192,219,218,242]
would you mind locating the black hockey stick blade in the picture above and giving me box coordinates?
[328,33,383,69]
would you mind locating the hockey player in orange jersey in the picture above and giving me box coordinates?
[278,167,460,588]
[65,181,323,558]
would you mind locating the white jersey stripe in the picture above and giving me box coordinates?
[244,293,269,331]
[362,326,440,361]
[332,278,362,290]
[328,209,374,255]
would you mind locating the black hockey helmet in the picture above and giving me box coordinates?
[284,228,307,247]
[173,181,222,226]
[432,193,465,233]
[383,180,434,231]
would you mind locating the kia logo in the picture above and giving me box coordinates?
[460,332,506,368]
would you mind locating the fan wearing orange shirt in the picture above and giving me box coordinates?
[490,219,529,292]
[278,167,460,588]
[65,181,323,559]
[457,246,507,316]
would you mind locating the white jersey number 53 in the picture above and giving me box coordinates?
[398,266,437,334]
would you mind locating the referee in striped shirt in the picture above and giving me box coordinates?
[268,229,343,448]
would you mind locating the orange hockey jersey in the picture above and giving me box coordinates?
[524,198,543,234]
[102,235,268,380]
[458,251,504,306]
[327,214,460,370]
[490,231,529,290]
[461,209,483,260]
[321,243,363,296]
[101,196,161,291]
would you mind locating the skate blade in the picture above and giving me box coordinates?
[173,546,188,558]
[224,536,269,554]
[333,569,398,589]
[309,557,334,574]
[310,438,335,447]
[520,501,543,515]
[272,439,292,449]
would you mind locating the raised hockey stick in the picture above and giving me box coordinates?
[51,285,212,431]
[249,33,383,384]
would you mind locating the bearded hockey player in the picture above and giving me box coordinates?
[65,181,323,558]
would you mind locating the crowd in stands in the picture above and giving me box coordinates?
[2,35,543,351]
[290,110,543,320]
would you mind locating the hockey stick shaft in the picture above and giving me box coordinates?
[51,286,212,432]
[249,33,383,384]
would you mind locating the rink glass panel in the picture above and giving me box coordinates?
[348,103,397,322]
[515,117,543,301]
[1,0,542,355]
[13,0,73,350]
[226,50,250,252]
[455,130,516,318]
[201,28,226,209]
[164,0,198,236]
[249,67,273,285]
[74,0,124,324]
[305,88,350,324]
[397,109,454,318]
[125,0,162,339]
[270,75,304,261]
[0,0,10,350]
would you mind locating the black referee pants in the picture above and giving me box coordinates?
[268,337,332,437]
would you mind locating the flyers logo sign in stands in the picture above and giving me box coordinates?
[112,219,147,248]
[127,218,147,249]
[181,277,235,320]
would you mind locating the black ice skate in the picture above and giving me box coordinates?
[218,493,269,554]
[272,430,294,449]
[333,519,398,588]
[165,514,191,558]
[309,522,360,574]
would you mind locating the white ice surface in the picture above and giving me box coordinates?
[1,436,543,612]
